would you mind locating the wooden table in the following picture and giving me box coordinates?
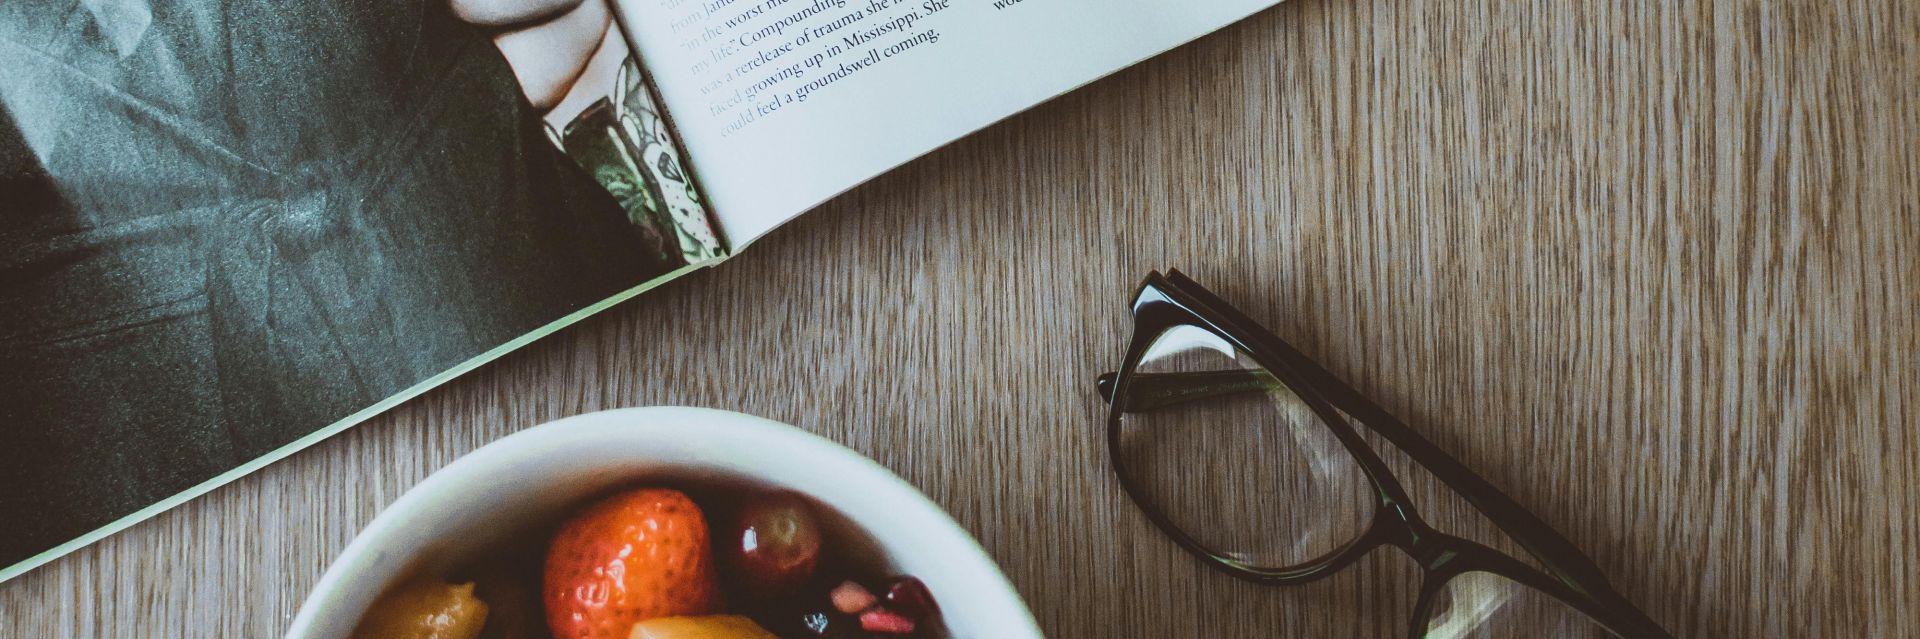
[3,0,1915,635]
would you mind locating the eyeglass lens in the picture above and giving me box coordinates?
[1114,322,1376,569]
[1420,571,1620,638]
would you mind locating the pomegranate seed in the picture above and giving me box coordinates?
[830,580,878,614]
[885,576,939,618]
[859,608,917,634]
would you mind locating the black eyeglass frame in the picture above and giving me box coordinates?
[1097,269,1670,639]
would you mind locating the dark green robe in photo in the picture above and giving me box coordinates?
[0,0,672,570]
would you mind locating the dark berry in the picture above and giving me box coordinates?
[884,576,939,619]
[728,492,823,595]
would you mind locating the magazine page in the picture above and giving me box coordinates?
[0,0,720,579]
[613,0,1282,245]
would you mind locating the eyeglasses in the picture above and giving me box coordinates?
[1096,270,1670,638]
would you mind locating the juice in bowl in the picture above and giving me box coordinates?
[287,408,1042,639]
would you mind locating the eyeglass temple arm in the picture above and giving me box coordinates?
[1094,369,1281,412]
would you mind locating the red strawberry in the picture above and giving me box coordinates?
[545,488,722,639]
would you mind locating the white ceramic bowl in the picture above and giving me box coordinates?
[287,407,1042,638]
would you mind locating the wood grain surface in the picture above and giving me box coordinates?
[3,0,1916,636]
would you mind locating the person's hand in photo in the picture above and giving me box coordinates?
[448,0,580,27]
[451,0,631,132]
[447,0,724,269]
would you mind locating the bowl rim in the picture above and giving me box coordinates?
[284,406,1043,638]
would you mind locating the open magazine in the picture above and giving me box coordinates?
[0,0,1279,580]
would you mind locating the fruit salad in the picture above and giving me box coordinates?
[350,486,944,639]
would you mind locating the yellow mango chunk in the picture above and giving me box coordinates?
[350,575,489,639]
[628,615,780,639]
